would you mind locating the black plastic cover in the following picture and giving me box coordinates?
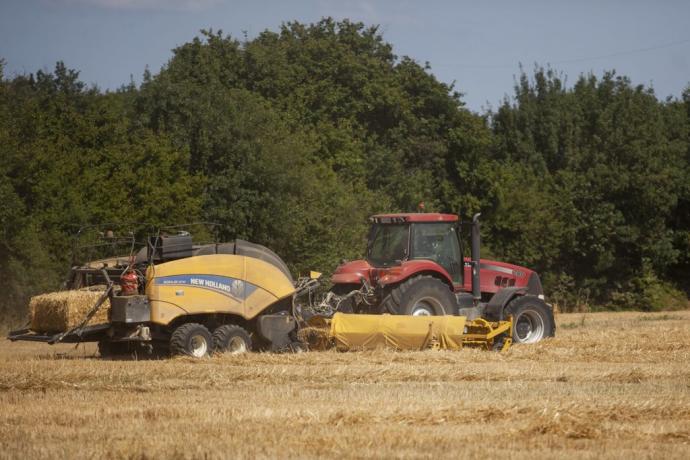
[257,314,296,350]
[194,240,294,284]
[483,287,527,321]
[527,272,544,296]
[148,235,193,261]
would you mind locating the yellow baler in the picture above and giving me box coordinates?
[9,239,303,358]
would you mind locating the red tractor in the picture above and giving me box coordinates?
[330,213,555,344]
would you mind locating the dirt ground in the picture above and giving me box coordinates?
[1,310,689,459]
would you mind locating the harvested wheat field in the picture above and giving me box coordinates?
[1,310,689,459]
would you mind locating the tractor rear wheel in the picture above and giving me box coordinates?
[213,324,252,354]
[505,296,555,344]
[382,275,457,316]
[170,323,213,358]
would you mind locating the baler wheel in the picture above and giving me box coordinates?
[170,323,212,358]
[213,324,252,354]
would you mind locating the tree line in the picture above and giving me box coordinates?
[1,19,688,325]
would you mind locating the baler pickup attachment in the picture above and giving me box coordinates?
[8,324,112,344]
[462,317,513,351]
[326,313,512,352]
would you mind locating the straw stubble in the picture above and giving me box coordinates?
[1,309,688,459]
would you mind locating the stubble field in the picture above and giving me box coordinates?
[1,310,689,459]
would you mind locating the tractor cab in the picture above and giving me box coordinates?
[367,213,463,284]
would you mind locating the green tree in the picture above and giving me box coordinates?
[491,68,688,309]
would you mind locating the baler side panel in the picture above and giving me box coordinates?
[149,301,189,325]
[146,254,296,325]
[243,256,296,300]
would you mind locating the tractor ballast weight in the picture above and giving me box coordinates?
[330,213,555,344]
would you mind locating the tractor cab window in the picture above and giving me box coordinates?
[367,224,409,267]
[410,223,462,284]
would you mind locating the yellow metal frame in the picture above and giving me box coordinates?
[462,316,513,351]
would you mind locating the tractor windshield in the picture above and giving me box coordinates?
[367,224,409,267]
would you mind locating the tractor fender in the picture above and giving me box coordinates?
[332,259,454,290]
[483,287,528,321]
[376,260,454,288]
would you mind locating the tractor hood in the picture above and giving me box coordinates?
[332,259,373,286]
[332,257,540,296]
[332,259,454,289]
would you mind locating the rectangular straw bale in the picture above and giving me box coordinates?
[29,290,111,333]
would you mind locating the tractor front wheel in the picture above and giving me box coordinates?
[382,275,457,316]
[505,296,555,344]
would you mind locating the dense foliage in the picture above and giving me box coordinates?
[1,19,688,323]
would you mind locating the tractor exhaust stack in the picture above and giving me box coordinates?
[471,213,481,302]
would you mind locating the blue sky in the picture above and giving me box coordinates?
[1,0,689,112]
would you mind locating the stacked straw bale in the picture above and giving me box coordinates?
[29,290,111,333]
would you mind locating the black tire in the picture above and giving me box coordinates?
[505,296,555,344]
[98,340,133,358]
[212,324,252,354]
[381,275,457,316]
[170,323,213,358]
